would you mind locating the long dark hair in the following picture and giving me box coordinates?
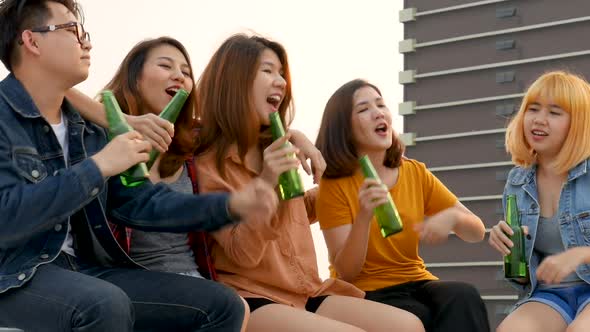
[315,79,404,178]
[195,34,294,179]
[103,36,197,178]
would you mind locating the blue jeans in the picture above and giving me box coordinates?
[0,253,244,331]
[519,283,590,324]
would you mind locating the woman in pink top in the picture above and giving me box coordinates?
[194,34,424,332]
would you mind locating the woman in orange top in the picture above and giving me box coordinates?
[194,34,424,332]
[315,79,489,332]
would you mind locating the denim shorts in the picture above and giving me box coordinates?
[519,283,590,324]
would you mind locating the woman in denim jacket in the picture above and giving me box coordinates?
[489,71,590,332]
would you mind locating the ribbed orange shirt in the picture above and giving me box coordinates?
[195,146,364,308]
[316,158,457,291]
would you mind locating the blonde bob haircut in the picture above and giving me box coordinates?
[505,70,590,173]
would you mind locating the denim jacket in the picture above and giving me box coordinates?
[0,74,236,293]
[504,160,590,302]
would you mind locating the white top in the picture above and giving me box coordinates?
[50,113,75,256]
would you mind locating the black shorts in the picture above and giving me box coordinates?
[245,295,328,313]
[364,280,489,331]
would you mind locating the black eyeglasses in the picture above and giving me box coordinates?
[19,22,90,45]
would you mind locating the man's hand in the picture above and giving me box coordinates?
[91,131,151,178]
[228,178,279,221]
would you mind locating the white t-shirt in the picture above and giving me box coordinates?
[50,113,75,256]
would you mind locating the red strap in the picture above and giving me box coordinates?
[185,156,200,194]
[109,222,131,254]
[110,157,217,281]
[185,157,218,281]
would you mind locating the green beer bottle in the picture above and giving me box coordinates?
[359,155,403,238]
[504,194,528,279]
[269,112,305,200]
[146,89,189,170]
[102,90,149,187]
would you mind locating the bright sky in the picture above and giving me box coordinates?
[0,0,404,279]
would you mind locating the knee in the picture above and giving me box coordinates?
[205,283,245,326]
[102,286,134,319]
[496,317,529,332]
[446,282,484,304]
[376,303,426,332]
[97,286,133,321]
[80,284,133,324]
[496,319,518,332]
[406,304,432,330]
[216,283,245,315]
[398,311,426,332]
[454,282,482,298]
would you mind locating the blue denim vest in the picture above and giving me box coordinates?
[0,74,235,293]
[504,160,590,301]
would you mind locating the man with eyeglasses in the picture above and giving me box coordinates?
[22,21,90,44]
[0,0,279,331]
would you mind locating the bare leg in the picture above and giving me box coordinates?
[315,295,425,332]
[497,302,567,332]
[241,297,250,332]
[247,303,365,332]
[567,303,590,332]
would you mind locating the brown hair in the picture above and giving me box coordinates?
[102,36,197,178]
[316,79,404,178]
[195,33,293,178]
[0,0,83,71]
[506,70,590,173]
